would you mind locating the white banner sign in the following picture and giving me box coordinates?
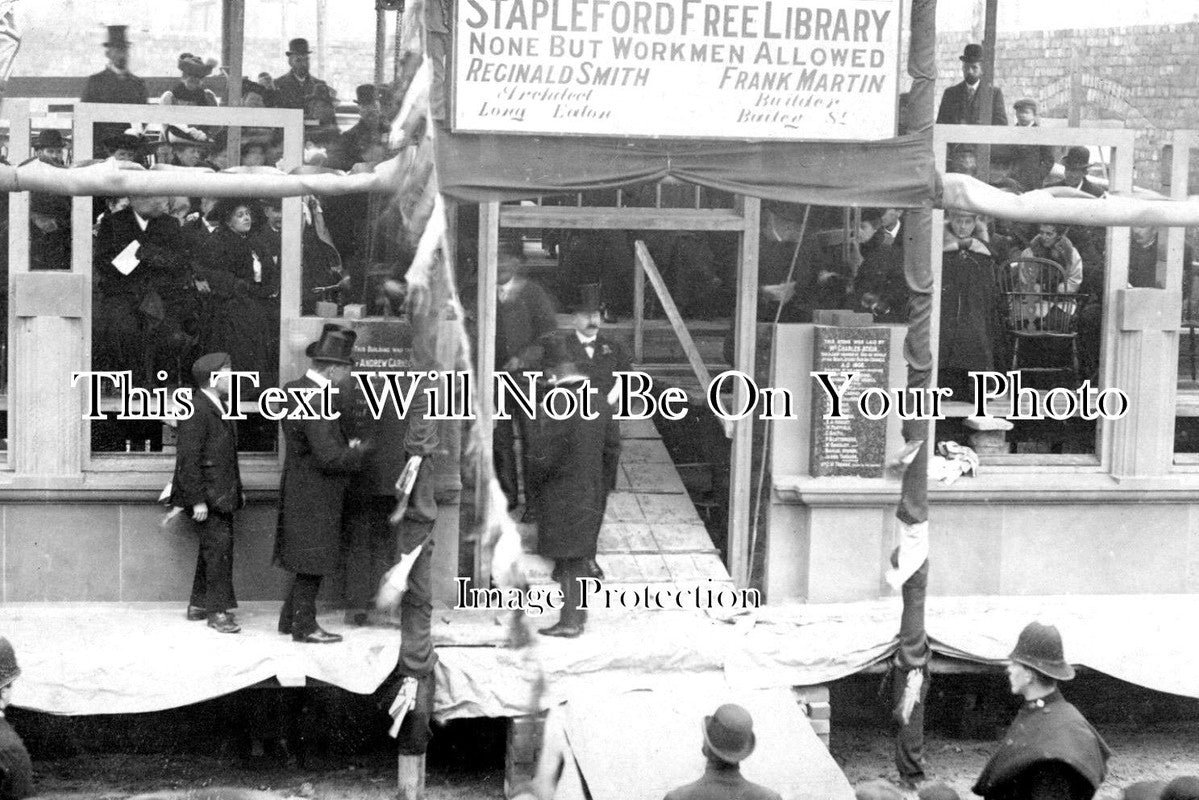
[452,0,901,141]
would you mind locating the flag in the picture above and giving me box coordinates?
[0,2,20,83]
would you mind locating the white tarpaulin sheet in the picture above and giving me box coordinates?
[560,687,855,800]
[2,596,1197,716]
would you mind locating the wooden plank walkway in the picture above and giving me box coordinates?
[518,418,732,591]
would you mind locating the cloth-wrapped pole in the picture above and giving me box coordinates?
[942,172,1199,225]
[0,157,404,197]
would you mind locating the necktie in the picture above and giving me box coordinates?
[585,345,595,359]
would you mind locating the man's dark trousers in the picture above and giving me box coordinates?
[187,511,236,613]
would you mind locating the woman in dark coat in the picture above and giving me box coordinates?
[939,210,1004,402]
[525,363,611,639]
[197,199,280,386]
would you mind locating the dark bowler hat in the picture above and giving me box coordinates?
[192,352,231,387]
[103,132,145,154]
[702,703,756,764]
[1163,777,1199,800]
[1013,98,1038,113]
[1010,621,1075,681]
[103,24,131,48]
[1062,146,1092,169]
[959,43,984,63]
[0,636,20,689]
[33,129,66,150]
[356,84,378,105]
[860,206,887,225]
[306,323,357,365]
[287,37,313,56]
[571,283,602,314]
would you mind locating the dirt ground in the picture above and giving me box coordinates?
[24,718,1199,799]
[831,720,1199,800]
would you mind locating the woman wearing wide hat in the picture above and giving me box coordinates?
[197,198,279,386]
[973,622,1111,800]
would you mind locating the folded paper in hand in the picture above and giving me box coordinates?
[112,240,141,275]
[388,676,419,737]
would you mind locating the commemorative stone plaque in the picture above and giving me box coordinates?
[809,325,889,478]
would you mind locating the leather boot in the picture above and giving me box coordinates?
[397,752,426,800]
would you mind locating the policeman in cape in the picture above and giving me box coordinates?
[973,622,1111,800]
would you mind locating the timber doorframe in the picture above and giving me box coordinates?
[476,194,761,588]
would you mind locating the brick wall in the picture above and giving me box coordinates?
[928,23,1199,192]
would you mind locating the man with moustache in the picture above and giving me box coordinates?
[937,44,1007,126]
[973,622,1110,800]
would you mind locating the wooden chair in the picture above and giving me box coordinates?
[997,256,1086,386]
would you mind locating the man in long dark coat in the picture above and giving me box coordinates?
[171,352,243,634]
[93,195,193,384]
[546,283,628,494]
[276,324,367,643]
[80,26,148,156]
[494,236,557,509]
[526,357,610,638]
[937,44,1007,127]
[973,622,1111,800]
[273,38,331,113]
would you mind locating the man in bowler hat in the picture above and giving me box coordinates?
[937,44,1007,126]
[276,324,368,643]
[81,26,148,156]
[663,704,781,800]
[0,638,32,800]
[274,38,331,113]
[171,353,244,634]
[973,621,1111,800]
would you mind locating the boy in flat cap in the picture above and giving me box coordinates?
[974,622,1110,800]
[1003,98,1056,192]
[0,637,32,800]
[171,353,244,634]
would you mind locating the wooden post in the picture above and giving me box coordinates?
[729,196,760,588]
[222,0,245,166]
[974,0,998,180]
[475,202,499,586]
[633,245,645,363]
[374,5,388,87]
[316,0,329,80]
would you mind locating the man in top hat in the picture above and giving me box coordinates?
[0,637,32,800]
[550,282,629,494]
[973,622,1111,800]
[275,324,368,643]
[81,25,148,156]
[663,704,781,800]
[937,44,1007,127]
[525,351,612,639]
[274,38,331,113]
